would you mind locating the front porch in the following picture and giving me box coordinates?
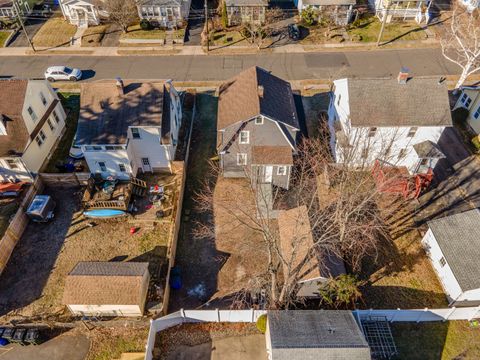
[62,0,100,27]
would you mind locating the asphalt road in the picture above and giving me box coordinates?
[0,48,459,81]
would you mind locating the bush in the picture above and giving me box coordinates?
[472,136,480,151]
[301,6,317,26]
[140,19,152,30]
[256,314,267,333]
[452,106,469,125]
[221,1,228,29]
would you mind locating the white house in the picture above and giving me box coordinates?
[278,206,346,298]
[370,0,431,24]
[459,0,479,12]
[454,86,480,135]
[137,0,191,29]
[63,261,150,317]
[75,79,182,180]
[0,79,67,183]
[294,0,356,26]
[422,209,480,307]
[0,0,32,19]
[328,72,452,175]
[59,0,107,27]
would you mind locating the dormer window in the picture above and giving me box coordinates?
[28,106,37,122]
[239,130,249,144]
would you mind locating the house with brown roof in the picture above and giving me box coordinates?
[63,261,150,317]
[0,79,67,183]
[75,79,182,180]
[278,206,346,298]
[217,67,300,190]
[328,69,452,174]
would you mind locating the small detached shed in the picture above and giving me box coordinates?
[266,310,371,360]
[422,209,480,307]
[63,261,150,317]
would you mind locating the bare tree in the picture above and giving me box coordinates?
[194,120,409,309]
[440,7,480,88]
[104,0,139,33]
[236,8,283,50]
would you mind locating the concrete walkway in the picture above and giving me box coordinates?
[0,332,90,360]
[71,27,87,48]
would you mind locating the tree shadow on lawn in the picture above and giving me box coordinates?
[0,185,81,317]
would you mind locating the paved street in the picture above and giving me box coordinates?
[0,48,459,81]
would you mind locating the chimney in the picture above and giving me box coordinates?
[397,67,410,85]
[258,85,264,98]
[115,77,124,96]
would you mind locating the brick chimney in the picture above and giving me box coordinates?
[258,85,264,98]
[115,77,124,96]
[397,67,410,85]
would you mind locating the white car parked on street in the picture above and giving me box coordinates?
[44,66,82,82]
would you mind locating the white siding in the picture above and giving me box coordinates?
[82,147,131,180]
[0,157,32,182]
[422,229,463,303]
[128,127,171,172]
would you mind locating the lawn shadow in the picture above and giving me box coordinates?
[0,185,81,317]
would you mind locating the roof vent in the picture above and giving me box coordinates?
[328,327,336,334]
[397,67,410,85]
[258,85,264,98]
[115,77,124,96]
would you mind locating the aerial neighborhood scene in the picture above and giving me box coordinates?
[1,0,480,358]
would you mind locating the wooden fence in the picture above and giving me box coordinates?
[38,172,90,187]
[0,177,44,274]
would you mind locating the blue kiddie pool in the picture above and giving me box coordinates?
[0,338,9,346]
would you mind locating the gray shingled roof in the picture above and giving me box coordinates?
[427,209,480,291]
[344,77,452,127]
[413,140,445,159]
[268,310,371,360]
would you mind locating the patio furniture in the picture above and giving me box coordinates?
[1,328,14,341]
[24,329,41,345]
[11,328,26,345]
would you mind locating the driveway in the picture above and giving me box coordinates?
[0,332,89,360]
[8,19,47,48]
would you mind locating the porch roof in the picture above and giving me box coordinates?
[413,140,445,159]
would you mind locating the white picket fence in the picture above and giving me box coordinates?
[144,306,480,360]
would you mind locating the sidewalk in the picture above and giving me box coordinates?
[0,36,440,56]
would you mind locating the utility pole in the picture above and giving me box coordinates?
[204,0,209,53]
[376,5,389,47]
[14,0,35,52]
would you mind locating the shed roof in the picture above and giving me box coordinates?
[413,140,445,159]
[341,77,452,127]
[76,81,167,145]
[278,206,345,283]
[63,262,149,305]
[217,67,299,131]
[268,310,370,359]
[0,79,30,157]
[427,209,480,292]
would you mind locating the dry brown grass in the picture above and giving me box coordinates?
[33,17,77,48]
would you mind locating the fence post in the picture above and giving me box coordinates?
[216,308,220,322]
[444,307,456,322]
[251,308,255,322]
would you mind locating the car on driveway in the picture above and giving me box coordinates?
[45,66,82,82]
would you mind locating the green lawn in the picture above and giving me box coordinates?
[347,18,427,43]
[33,17,77,47]
[0,30,11,47]
[42,93,80,173]
[393,321,480,359]
[121,24,166,40]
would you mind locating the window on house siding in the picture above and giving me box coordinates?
[337,94,341,105]
[361,148,369,159]
[398,148,407,159]
[277,166,287,176]
[368,127,377,137]
[255,117,263,125]
[118,163,126,172]
[131,127,141,139]
[98,162,107,172]
[239,130,249,144]
[47,118,55,131]
[52,110,60,124]
[6,159,19,169]
[407,127,418,138]
[439,257,446,267]
[40,92,47,106]
[461,93,472,108]
[237,153,247,166]
[35,130,46,146]
[474,106,480,120]
[28,106,37,122]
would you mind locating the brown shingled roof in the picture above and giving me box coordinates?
[63,262,149,305]
[0,80,30,157]
[252,146,293,165]
[217,67,299,131]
